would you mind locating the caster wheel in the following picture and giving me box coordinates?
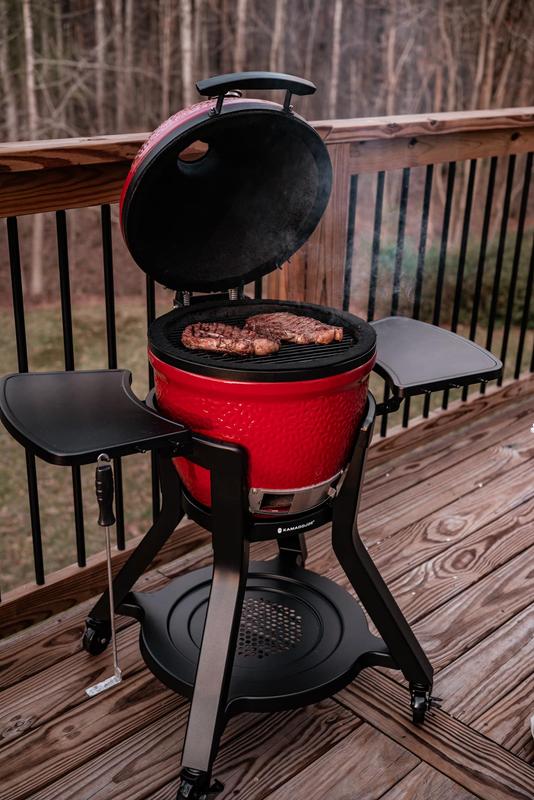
[82,619,111,655]
[410,684,442,725]
[176,776,223,799]
[411,693,427,724]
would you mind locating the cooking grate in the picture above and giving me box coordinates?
[166,310,355,367]
[148,299,376,381]
[237,596,303,659]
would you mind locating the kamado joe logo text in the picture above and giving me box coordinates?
[277,519,315,535]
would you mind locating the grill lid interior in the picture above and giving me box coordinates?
[121,98,332,292]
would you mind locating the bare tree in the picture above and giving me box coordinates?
[234,0,248,72]
[270,0,286,73]
[22,0,45,299]
[0,0,18,140]
[329,0,343,118]
[95,0,105,133]
[180,0,194,106]
[160,0,173,118]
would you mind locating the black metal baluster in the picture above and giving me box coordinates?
[7,217,45,585]
[515,234,534,378]
[403,164,434,428]
[443,159,477,409]
[462,156,498,401]
[499,153,532,384]
[367,171,385,322]
[343,175,358,312]
[482,154,516,393]
[381,167,410,437]
[101,204,125,549]
[56,210,86,567]
[422,161,456,418]
[146,276,160,521]
[254,279,263,300]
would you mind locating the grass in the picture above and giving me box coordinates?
[0,298,532,593]
[0,299,156,593]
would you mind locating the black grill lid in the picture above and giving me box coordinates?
[121,72,332,292]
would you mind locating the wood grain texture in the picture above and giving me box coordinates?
[472,671,534,758]
[0,667,182,800]
[369,373,534,468]
[435,603,534,730]
[263,723,419,800]
[2,107,533,173]
[413,543,534,671]
[379,762,479,800]
[337,670,534,800]
[387,495,534,624]
[362,398,534,512]
[349,127,534,173]
[300,143,351,307]
[25,700,359,800]
[366,455,534,581]
[359,435,534,550]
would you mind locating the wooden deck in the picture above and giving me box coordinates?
[1,379,534,800]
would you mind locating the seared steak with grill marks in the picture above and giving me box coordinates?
[245,312,343,345]
[181,321,280,356]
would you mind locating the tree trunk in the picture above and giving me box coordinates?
[23,0,45,299]
[124,0,133,128]
[0,0,18,140]
[233,0,248,72]
[180,0,194,106]
[328,0,343,118]
[269,0,286,73]
[114,0,125,130]
[95,0,106,133]
[160,0,172,117]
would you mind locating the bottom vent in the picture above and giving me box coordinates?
[237,596,303,659]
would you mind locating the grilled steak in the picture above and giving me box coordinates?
[181,321,280,357]
[245,312,343,345]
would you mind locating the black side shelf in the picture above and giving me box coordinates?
[372,317,502,397]
[0,369,190,466]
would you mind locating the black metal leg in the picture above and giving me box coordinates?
[178,438,249,797]
[86,454,183,628]
[332,396,434,691]
[277,532,308,568]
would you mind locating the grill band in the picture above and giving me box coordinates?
[249,470,343,516]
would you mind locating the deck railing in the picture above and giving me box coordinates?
[1,107,534,625]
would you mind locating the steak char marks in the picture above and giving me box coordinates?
[181,321,280,357]
[245,312,343,345]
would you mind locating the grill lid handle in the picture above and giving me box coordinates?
[196,71,316,112]
[196,71,316,97]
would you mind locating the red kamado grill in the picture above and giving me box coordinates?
[0,72,502,800]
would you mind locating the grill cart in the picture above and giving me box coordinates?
[0,73,502,800]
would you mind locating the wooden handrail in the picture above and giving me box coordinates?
[1,107,534,173]
[1,107,534,218]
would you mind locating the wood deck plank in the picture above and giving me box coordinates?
[470,672,534,758]
[435,602,534,724]
[379,762,479,799]
[412,543,534,671]
[0,668,182,800]
[386,494,534,624]
[366,454,534,580]
[1,384,534,799]
[359,436,534,549]
[26,700,359,800]
[337,670,534,800]
[262,723,419,800]
[362,393,534,507]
